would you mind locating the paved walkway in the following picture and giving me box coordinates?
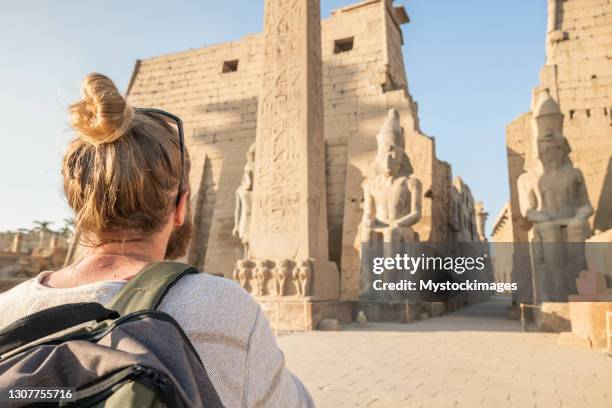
[278,297,612,408]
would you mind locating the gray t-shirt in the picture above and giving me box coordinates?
[0,271,314,408]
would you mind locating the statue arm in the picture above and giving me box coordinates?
[396,177,422,227]
[361,182,376,228]
[518,173,549,223]
[232,192,241,237]
[574,171,594,221]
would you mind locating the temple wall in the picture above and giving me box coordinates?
[507,0,612,242]
[127,35,264,273]
[127,0,480,302]
[504,0,612,302]
[545,0,612,233]
[491,203,514,287]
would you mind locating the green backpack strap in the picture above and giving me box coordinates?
[106,262,198,316]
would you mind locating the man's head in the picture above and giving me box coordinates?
[64,73,192,259]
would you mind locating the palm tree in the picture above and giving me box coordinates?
[33,220,54,232]
[33,220,54,247]
[60,217,75,237]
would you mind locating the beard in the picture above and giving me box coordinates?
[165,204,193,260]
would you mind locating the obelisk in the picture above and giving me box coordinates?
[249,0,339,300]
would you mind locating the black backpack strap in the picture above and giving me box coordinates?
[106,262,198,316]
[0,303,119,356]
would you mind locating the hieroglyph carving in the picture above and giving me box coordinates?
[256,0,306,234]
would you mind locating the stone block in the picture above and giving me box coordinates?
[535,303,571,332]
[568,301,612,348]
[557,331,592,348]
[260,300,352,332]
[317,319,341,331]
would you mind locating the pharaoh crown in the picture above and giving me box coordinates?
[376,108,404,151]
[532,89,562,119]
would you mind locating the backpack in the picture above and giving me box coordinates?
[0,262,225,407]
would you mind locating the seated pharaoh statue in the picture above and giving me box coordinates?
[518,90,594,302]
[361,109,422,244]
[360,108,422,300]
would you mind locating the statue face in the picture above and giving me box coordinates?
[532,112,568,166]
[535,131,569,166]
[247,150,255,162]
[378,144,402,177]
[537,135,567,164]
[246,143,256,162]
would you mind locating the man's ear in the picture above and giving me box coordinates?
[174,190,190,226]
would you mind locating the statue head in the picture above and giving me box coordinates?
[375,109,413,178]
[276,259,292,272]
[241,143,256,190]
[246,142,255,162]
[531,90,571,166]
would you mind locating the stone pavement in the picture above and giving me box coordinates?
[278,297,612,408]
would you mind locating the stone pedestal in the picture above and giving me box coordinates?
[534,302,571,332]
[565,302,612,349]
[565,264,612,348]
[259,299,352,332]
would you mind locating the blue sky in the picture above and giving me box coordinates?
[0,1,547,234]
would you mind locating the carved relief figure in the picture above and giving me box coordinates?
[517,89,593,302]
[233,143,255,259]
[475,201,489,242]
[233,260,251,290]
[274,259,292,296]
[361,109,422,244]
[254,260,271,296]
[292,259,312,297]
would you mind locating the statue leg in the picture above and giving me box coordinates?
[384,227,403,301]
[361,226,374,243]
[565,218,590,295]
[360,228,377,300]
[532,222,565,302]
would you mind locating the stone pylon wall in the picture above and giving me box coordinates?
[126,0,477,301]
[505,0,612,302]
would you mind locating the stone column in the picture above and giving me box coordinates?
[248,0,339,300]
[11,233,23,254]
[49,235,59,250]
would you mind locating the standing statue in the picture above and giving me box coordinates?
[475,201,489,242]
[292,259,312,297]
[360,108,422,300]
[274,259,292,296]
[233,260,251,290]
[518,89,593,302]
[254,260,271,296]
[233,143,255,259]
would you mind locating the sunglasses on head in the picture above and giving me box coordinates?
[134,108,185,207]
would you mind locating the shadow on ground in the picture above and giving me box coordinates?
[343,296,525,333]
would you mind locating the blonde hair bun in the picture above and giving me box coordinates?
[70,73,134,145]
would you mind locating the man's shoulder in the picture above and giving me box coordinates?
[174,273,255,307]
[0,277,38,327]
[159,272,260,339]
